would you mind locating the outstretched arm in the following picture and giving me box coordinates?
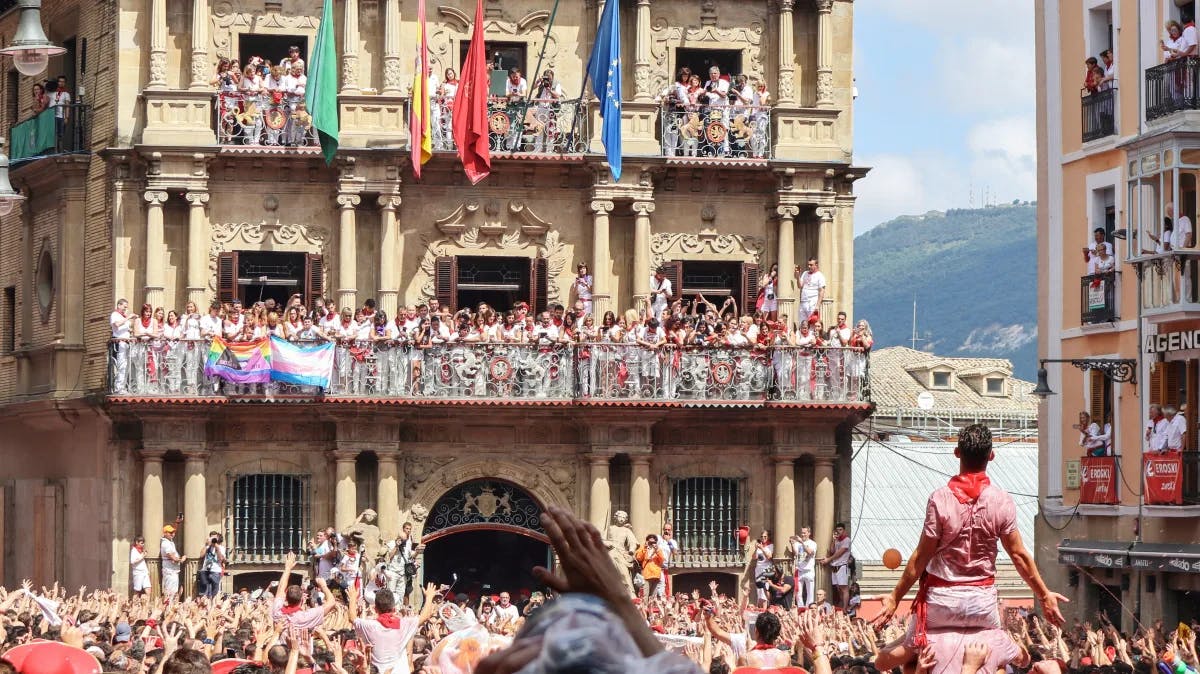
[1001,529,1069,626]
[275,553,296,604]
[872,533,939,627]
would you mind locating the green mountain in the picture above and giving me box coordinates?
[853,203,1037,380]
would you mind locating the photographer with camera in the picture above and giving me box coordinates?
[197,531,227,598]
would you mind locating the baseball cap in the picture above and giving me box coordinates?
[162,525,175,534]
[114,622,132,643]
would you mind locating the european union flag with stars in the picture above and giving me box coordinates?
[586,0,622,180]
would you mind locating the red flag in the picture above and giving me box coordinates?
[452,0,491,184]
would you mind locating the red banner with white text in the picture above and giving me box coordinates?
[1080,456,1119,504]
[1144,455,1183,505]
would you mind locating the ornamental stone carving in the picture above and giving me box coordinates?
[651,232,766,267]
[149,53,167,88]
[210,0,320,58]
[778,68,795,102]
[428,8,558,80]
[207,220,329,292]
[383,57,404,92]
[649,17,765,97]
[817,70,834,104]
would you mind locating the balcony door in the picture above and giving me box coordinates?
[239,34,308,69]
[216,251,324,308]
[434,255,548,314]
[665,260,759,318]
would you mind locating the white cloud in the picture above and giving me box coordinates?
[966,116,1038,202]
[854,153,959,233]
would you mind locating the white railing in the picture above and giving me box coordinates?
[109,339,870,404]
[1129,250,1200,312]
[660,104,772,159]
[217,92,318,147]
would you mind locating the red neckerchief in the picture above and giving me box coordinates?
[376,611,401,629]
[752,642,778,651]
[141,316,152,328]
[280,604,303,616]
[134,543,144,553]
[947,471,991,504]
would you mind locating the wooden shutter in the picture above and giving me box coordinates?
[1089,370,1107,422]
[531,257,548,315]
[435,256,457,311]
[740,262,761,316]
[1165,361,1184,409]
[305,254,324,306]
[217,252,238,304]
[660,260,682,304]
[1150,364,1164,406]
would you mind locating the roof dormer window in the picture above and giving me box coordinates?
[986,377,1005,395]
[932,371,952,389]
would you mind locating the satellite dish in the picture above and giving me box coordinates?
[916,391,935,410]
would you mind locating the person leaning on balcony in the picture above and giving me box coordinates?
[1169,202,1195,301]
[30,82,47,113]
[1165,405,1188,452]
[1099,50,1116,89]
[1077,411,1107,457]
[1083,57,1100,93]
[1147,403,1170,453]
[1163,20,1197,62]
[505,67,528,103]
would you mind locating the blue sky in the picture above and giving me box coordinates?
[852,0,1037,234]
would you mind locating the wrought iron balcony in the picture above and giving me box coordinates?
[8,103,91,162]
[1146,58,1200,121]
[216,92,318,147]
[1080,271,1118,324]
[660,103,772,160]
[425,96,589,156]
[1081,86,1117,142]
[108,339,870,405]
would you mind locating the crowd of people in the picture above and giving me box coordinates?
[213,47,313,146]
[108,260,873,401]
[658,64,772,159]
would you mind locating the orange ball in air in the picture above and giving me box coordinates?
[882,548,903,570]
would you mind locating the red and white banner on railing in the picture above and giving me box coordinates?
[1080,456,1119,505]
[1144,455,1184,505]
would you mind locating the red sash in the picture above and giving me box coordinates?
[376,612,401,629]
[911,573,995,647]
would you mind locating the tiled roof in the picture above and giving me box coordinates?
[869,346,1038,415]
[850,440,1039,563]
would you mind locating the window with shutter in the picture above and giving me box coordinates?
[1089,370,1109,423]
[740,262,760,316]
[435,256,458,311]
[305,254,324,306]
[1165,361,1184,409]
[217,252,239,304]
[1150,365,1163,406]
[660,260,682,307]
[530,257,548,314]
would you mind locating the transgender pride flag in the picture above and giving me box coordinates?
[270,336,335,388]
[204,337,271,384]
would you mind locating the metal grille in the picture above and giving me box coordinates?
[669,477,746,568]
[226,474,311,563]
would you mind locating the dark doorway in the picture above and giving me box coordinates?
[681,261,742,314]
[1095,583,1124,627]
[675,48,743,81]
[239,35,308,68]
[422,530,551,597]
[457,256,531,313]
[461,40,526,97]
[238,251,306,307]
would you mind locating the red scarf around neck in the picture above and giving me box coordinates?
[280,604,303,615]
[947,471,991,504]
[376,611,401,629]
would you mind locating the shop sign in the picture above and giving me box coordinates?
[1145,330,1200,353]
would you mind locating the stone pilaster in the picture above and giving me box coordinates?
[332,449,359,531]
[140,449,166,557]
[816,0,834,107]
[336,193,361,310]
[588,455,611,531]
[182,450,210,558]
[776,204,800,319]
[377,195,402,317]
[630,455,651,540]
[377,451,401,539]
[189,0,210,89]
[381,0,403,94]
[812,457,835,592]
[143,191,168,309]
[589,200,614,320]
[185,192,210,309]
[148,0,167,89]
[776,0,796,105]
[342,0,360,93]
[817,206,835,324]
[633,0,653,101]
[632,201,654,310]
[773,456,796,560]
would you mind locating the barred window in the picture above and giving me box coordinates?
[226,474,311,562]
[669,477,746,566]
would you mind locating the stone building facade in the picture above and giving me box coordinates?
[0,0,866,598]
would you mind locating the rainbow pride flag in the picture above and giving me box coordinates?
[204,336,271,384]
[270,336,335,388]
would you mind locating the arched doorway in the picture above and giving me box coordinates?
[420,479,552,597]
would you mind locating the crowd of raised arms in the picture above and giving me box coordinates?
[0,515,1194,674]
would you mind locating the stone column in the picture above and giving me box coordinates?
[776,205,799,319]
[189,0,210,89]
[776,0,796,105]
[341,0,360,93]
[630,455,651,540]
[333,450,359,530]
[812,457,835,591]
[632,201,654,310]
[633,0,653,101]
[377,451,401,539]
[148,0,167,89]
[144,191,168,309]
[185,192,210,309]
[381,0,403,94]
[815,0,835,107]
[773,457,795,560]
[817,207,834,323]
[141,450,166,557]
[589,200,614,320]
[377,195,402,317]
[182,450,209,558]
[336,194,361,310]
[589,455,611,531]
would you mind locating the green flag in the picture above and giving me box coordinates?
[305,0,339,164]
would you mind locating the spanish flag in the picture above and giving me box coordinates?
[410,0,432,179]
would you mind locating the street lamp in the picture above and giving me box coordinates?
[1031,357,1138,399]
[0,0,65,77]
[0,140,25,217]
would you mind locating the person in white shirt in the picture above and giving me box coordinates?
[349,581,439,674]
[129,535,150,596]
[531,312,560,343]
[505,67,528,102]
[1078,411,1107,456]
[789,527,818,608]
[797,258,827,324]
[159,524,186,599]
[1169,203,1194,301]
[199,302,223,338]
[110,299,134,393]
[657,523,681,597]
[492,591,520,628]
[649,267,673,322]
[1098,50,1116,89]
[199,532,227,598]
[49,75,71,143]
[1146,404,1170,453]
[280,46,305,74]
[1165,405,1188,451]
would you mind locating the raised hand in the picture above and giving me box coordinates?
[916,645,937,674]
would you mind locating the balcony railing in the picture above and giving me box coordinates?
[9,104,91,161]
[427,97,588,155]
[1081,271,1118,323]
[660,104,772,159]
[1146,58,1200,121]
[1143,453,1200,506]
[216,92,318,147]
[1081,86,1117,142]
[108,339,870,405]
[1129,250,1200,317]
[1080,455,1120,505]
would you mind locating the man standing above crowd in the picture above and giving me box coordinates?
[797,258,827,325]
[818,522,851,610]
[160,522,185,599]
[1165,404,1188,452]
[349,581,439,674]
[789,526,817,607]
[1147,403,1169,453]
[657,523,680,596]
[650,267,673,322]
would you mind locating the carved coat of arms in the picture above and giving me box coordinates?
[462,486,513,519]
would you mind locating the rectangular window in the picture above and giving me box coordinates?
[669,477,746,567]
[2,286,14,353]
[986,377,1004,395]
[226,473,310,561]
[238,34,308,70]
[461,41,526,97]
[932,371,951,388]
[674,48,743,83]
